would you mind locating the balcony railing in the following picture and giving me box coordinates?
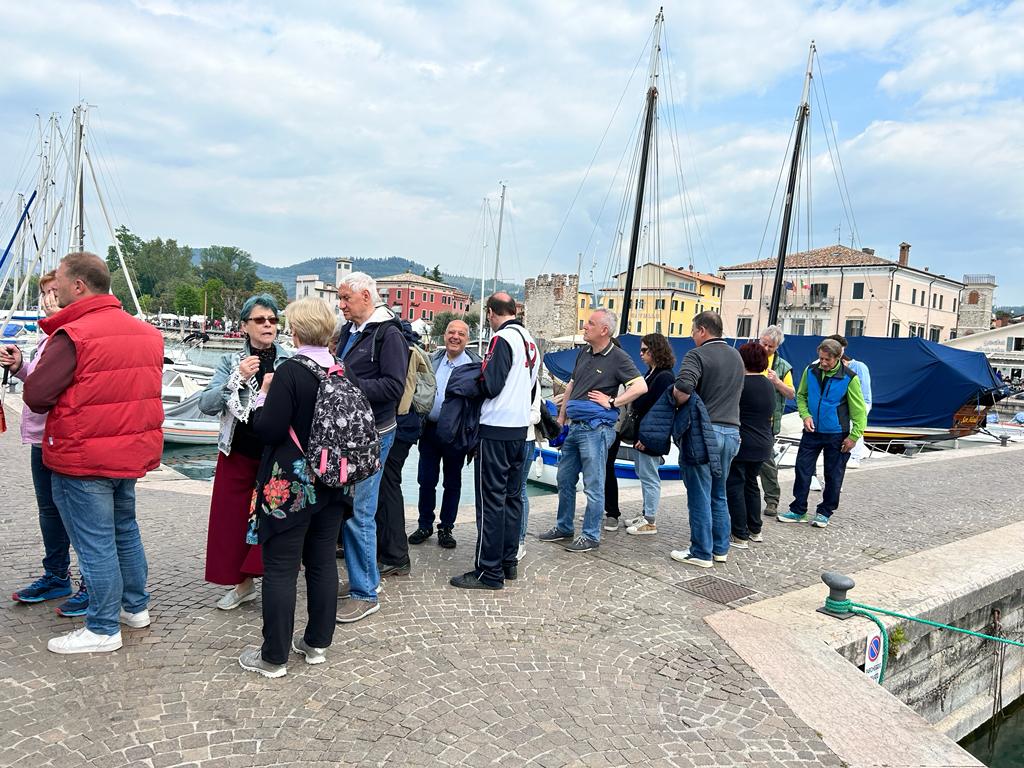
[761,294,834,311]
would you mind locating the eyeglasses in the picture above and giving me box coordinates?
[640,346,649,353]
[247,316,278,326]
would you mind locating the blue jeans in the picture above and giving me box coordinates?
[31,446,71,578]
[680,424,740,561]
[791,431,850,519]
[343,429,395,603]
[634,452,662,522]
[519,440,535,542]
[555,422,615,542]
[51,474,149,636]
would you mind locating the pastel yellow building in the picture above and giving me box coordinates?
[576,291,595,331]
[596,264,725,336]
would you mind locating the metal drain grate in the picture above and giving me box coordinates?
[676,575,757,605]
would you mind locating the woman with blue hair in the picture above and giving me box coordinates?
[198,293,291,609]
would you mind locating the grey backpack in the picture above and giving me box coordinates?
[288,356,381,487]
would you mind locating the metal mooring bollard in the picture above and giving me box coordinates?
[818,571,856,620]
[1000,435,1009,447]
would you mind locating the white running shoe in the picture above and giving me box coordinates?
[517,542,526,561]
[120,608,151,628]
[48,627,123,654]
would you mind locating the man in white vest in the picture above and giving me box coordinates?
[450,292,538,590]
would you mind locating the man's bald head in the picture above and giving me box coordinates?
[486,292,517,331]
[444,318,470,358]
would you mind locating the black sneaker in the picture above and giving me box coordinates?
[437,527,457,549]
[564,535,599,553]
[503,565,518,581]
[408,528,433,545]
[378,560,411,578]
[449,572,502,590]
[537,526,573,542]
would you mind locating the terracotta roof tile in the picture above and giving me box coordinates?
[721,244,893,271]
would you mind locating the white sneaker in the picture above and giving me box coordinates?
[517,542,526,561]
[48,627,123,654]
[626,522,657,536]
[713,553,728,563]
[216,585,257,610]
[120,608,151,628]
[623,515,647,529]
[670,549,713,568]
[749,532,764,543]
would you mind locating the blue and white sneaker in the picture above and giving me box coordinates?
[12,573,72,604]
[57,582,89,617]
[777,512,809,524]
[811,514,830,528]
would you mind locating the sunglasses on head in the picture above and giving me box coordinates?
[247,316,278,325]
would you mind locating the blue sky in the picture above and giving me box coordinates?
[1,0,1022,303]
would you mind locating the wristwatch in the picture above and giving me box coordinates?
[608,397,616,408]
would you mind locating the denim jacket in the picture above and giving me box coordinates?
[197,340,292,456]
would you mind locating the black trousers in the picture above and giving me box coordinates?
[260,504,343,665]
[376,438,412,566]
[474,437,525,586]
[417,421,466,530]
[604,435,622,518]
[726,459,764,539]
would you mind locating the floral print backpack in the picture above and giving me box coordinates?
[288,355,381,487]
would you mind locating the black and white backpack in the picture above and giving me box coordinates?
[288,355,381,487]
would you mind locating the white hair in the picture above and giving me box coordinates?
[339,271,381,304]
[760,324,785,346]
[593,308,618,334]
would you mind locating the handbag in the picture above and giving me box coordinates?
[538,404,562,441]
[616,403,640,443]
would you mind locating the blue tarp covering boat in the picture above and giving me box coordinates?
[543,335,1002,430]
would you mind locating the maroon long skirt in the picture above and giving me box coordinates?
[205,451,265,585]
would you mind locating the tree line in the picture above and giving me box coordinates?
[105,227,288,317]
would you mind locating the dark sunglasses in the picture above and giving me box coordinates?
[640,346,649,353]
[247,316,278,326]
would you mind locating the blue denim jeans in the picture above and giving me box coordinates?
[680,424,740,561]
[790,431,850,519]
[50,474,149,636]
[634,452,662,522]
[343,429,395,603]
[519,440,535,543]
[31,446,72,578]
[555,422,615,542]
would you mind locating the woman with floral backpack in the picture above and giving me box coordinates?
[237,298,349,679]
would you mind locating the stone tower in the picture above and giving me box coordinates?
[956,274,997,336]
[335,256,353,287]
[524,273,580,342]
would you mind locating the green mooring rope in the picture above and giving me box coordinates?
[824,596,1024,685]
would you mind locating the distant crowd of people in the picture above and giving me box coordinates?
[2,252,870,677]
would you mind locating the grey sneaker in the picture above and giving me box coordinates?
[763,503,778,517]
[291,635,327,665]
[603,517,620,531]
[335,597,380,624]
[238,647,286,678]
[538,526,572,542]
[564,535,599,553]
[216,585,257,611]
[749,531,764,543]
[729,535,749,550]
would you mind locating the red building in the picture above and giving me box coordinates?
[377,272,472,323]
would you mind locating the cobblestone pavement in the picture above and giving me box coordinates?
[3,428,1022,767]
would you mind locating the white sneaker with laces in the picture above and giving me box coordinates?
[626,522,657,536]
[120,608,151,628]
[48,627,123,654]
[623,515,647,529]
[670,549,713,568]
[517,542,526,561]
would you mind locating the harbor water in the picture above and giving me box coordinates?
[960,698,1024,768]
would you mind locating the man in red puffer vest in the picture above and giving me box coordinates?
[24,252,164,654]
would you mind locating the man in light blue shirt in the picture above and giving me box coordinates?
[828,334,872,466]
[410,320,481,548]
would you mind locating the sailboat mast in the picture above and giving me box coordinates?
[619,9,663,336]
[491,182,506,296]
[477,197,489,350]
[767,42,815,328]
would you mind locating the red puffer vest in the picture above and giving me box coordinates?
[39,294,165,478]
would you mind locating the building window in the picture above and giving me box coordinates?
[811,319,824,335]
[852,282,864,300]
[929,326,941,342]
[736,317,752,337]
[636,321,642,333]
[579,320,584,330]
[845,319,865,337]
[810,283,829,303]
[920,292,926,307]
[635,298,644,309]
[912,288,917,304]
[953,298,957,312]
[890,321,900,338]
[932,294,937,309]
[409,308,414,319]
[580,298,586,309]
[790,319,806,336]
[670,323,675,334]
[421,309,428,319]
[430,293,435,302]
[895,285,900,301]
[968,290,979,305]
[607,298,615,309]
[743,284,753,300]
[396,290,401,299]
[655,321,662,333]
[939,295,944,310]
[655,299,665,310]
[672,300,679,311]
